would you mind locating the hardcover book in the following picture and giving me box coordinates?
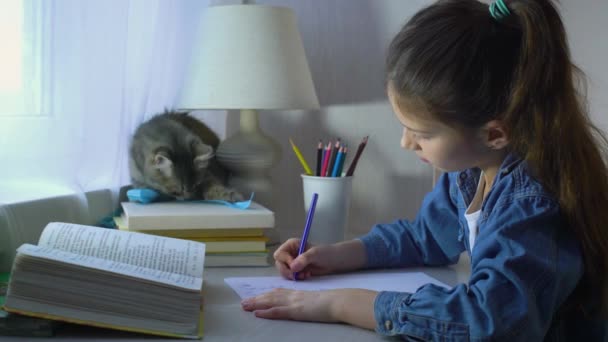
[189,236,269,253]
[205,252,270,267]
[2,222,206,339]
[120,201,275,231]
[0,272,61,337]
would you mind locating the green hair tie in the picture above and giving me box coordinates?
[489,0,511,20]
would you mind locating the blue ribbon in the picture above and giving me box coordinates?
[126,188,254,209]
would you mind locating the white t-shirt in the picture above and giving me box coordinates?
[464,173,486,252]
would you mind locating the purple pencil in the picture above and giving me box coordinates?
[293,192,318,280]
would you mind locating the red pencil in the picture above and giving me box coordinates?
[320,142,332,177]
[323,141,336,177]
[345,136,368,177]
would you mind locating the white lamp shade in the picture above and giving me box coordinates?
[178,5,320,110]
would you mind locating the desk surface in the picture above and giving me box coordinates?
[3,254,471,342]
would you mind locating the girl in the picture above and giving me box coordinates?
[241,0,608,340]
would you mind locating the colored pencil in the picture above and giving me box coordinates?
[289,138,313,175]
[323,142,334,177]
[336,146,348,176]
[345,136,369,177]
[331,146,345,177]
[320,146,327,175]
[327,139,340,177]
[320,142,332,177]
[315,140,323,176]
[293,192,318,280]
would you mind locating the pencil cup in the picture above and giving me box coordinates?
[301,175,353,245]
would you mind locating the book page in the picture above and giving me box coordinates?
[225,270,450,299]
[38,222,204,278]
[16,244,202,290]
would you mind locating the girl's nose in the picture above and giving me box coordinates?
[401,128,419,150]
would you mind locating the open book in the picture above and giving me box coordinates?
[2,222,206,339]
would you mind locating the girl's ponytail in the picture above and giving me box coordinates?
[504,0,608,316]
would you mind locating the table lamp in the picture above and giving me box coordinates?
[178,4,320,196]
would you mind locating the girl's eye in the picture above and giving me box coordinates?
[413,133,430,140]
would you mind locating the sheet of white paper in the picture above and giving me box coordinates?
[225,270,450,299]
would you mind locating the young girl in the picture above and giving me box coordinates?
[241,0,608,340]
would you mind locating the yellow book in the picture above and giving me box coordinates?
[196,237,269,253]
[205,251,270,267]
[186,236,269,242]
[3,222,206,339]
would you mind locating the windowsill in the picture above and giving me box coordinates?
[0,180,77,204]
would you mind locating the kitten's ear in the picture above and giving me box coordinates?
[193,145,214,169]
[153,152,173,173]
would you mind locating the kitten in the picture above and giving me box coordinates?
[128,110,243,202]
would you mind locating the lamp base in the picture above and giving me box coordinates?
[227,172,272,196]
[216,109,281,198]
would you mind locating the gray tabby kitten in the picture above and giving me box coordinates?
[129,110,243,202]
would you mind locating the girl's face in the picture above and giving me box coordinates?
[388,88,490,172]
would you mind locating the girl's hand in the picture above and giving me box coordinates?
[273,239,367,280]
[272,238,334,280]
[241,288,337,322]
[241,288,378,329]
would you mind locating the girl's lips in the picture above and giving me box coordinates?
[420,157,429,163]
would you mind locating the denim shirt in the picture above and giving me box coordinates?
[358,154,606,341]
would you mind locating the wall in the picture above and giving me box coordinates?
[561,0,608,132]
[226,0,608,242]
[248,0,435,240]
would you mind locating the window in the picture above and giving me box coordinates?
[0,0,45,117]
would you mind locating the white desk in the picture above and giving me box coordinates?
[2,254,471,342]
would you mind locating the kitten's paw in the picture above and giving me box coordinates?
[229,190,244,202]
[204,185,244,203]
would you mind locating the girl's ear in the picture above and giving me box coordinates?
[482,120,510,150]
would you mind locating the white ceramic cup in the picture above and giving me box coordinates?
[301,174,353,245]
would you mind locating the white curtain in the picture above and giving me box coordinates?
[0,0,210,197]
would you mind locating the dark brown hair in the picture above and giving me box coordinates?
[386,0,608,315]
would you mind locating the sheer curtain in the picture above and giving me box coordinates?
[0,0,211,200]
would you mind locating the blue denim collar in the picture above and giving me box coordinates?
[496,152,522,178]
[457,152,522,206]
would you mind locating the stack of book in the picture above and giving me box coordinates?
[116,200,275,267]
